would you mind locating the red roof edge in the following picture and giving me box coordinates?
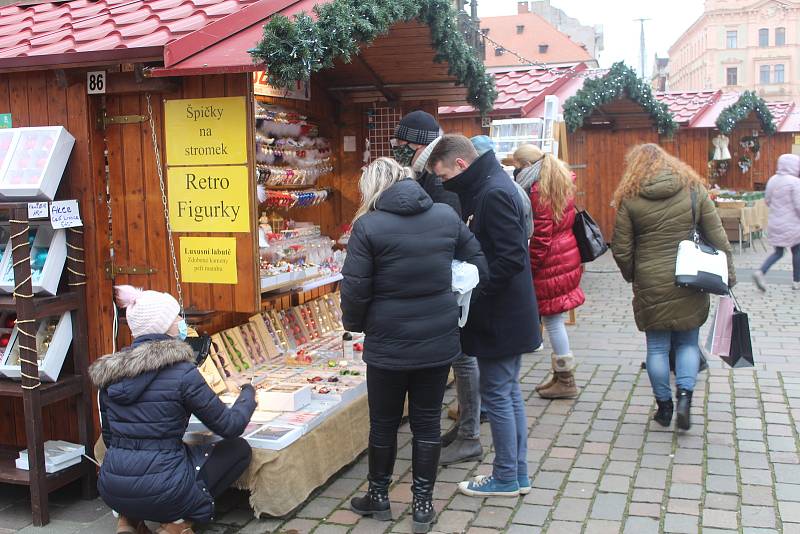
[0,47,164,72]
[163,0,303,68]
[687,90,722,127]
[149,62,262,78]
[520,63,587,117]
[774,101,795,131]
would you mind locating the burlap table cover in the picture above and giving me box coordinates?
[95,394,369,518]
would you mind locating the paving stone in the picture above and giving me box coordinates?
[704,493,740,511]
[706,475,739,494]
[506,525,542,534]
[545,521,583,534]
[707,459,737,476]
[605,461,636,476]
[628,503,662,518]
[313,525,350,534]
[664,513,699,533]
[568,467,601,483]
[741,485,774,506]
[632,489,663,503]
[669,484,702,500]
[591,493,627,521]
[671,465,702,484]
[280,518,320,533]
[741,505,776,528]
[471,506,512,529]
[623,516,660,534]
[533,471,566,490]
[780,501,800,523]
[584,519,622,534]
[523,488,557,506]
[667,499,700,516]
[703,509,740,529]
[741,468,774,486]
[511,504,549,526]
[552,497,591,522]
[634,469,667,489]
[434,510,474,533]
[599,475,631,494]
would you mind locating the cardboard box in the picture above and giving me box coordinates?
[0,312,72,382]
[0,127,76,200]
[257,384,311,412]
[0,226,67,296]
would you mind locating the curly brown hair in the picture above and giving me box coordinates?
[613,143,707,207]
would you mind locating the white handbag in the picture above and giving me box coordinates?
[675,190,729,295]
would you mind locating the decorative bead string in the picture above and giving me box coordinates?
[66,235,87,287]
[8,220,39,389]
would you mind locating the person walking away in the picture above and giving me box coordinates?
[90,286,256,534]
[512,144,585,399]
[752,153,800,291]
[427,135,541,497]
[342,158,487,533]
[392,110,461,214]
[611,144,735,431]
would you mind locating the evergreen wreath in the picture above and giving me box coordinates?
[715,91,776,135]
[563,62,677,134]
[250,0,497,115]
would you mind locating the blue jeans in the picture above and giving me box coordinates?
[761,245,800,282]
[645,329,701,401]
[542,313,570,355]
[478,355,527,483]
[451,353,481,440]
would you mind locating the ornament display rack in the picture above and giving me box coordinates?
[0,202,94,526]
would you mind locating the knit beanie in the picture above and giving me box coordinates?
[115,285,181,338]
[470,135,495,156]
[394,111,441,146]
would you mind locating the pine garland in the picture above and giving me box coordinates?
[250,0,497,114]
[563,62,677,135]
[715,91,776,135]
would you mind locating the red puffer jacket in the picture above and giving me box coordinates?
[529,182,585,316]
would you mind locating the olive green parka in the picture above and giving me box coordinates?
[611,171,736,332]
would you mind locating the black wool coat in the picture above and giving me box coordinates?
[418,170,462,216]
[341,179,487,370]
[90,335,256,523]
[444,150,542,359]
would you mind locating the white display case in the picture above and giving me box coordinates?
[257,383,311,412]
[0,312,72,382]
[0,225,67,295]
[245,424,303,450]
[490,118,545,162]
[0,126,75,200]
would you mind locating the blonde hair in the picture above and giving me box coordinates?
[614,143,707,207]
[353,157,411,222]
[513,144,575,223]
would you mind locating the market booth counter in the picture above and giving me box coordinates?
[0,0,496,523]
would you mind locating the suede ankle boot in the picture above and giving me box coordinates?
[411,440,440,533]
[654,399,674,427]
[538,371,578,399]
[350,443,396,521]
[676,389,693,430]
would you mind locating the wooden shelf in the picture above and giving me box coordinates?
[0,450,90,491]
[0,292,79,319]
[0,375,84,405]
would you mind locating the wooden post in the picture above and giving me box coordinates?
[10,207,48,526]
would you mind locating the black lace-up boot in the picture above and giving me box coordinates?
[350,443,396,521]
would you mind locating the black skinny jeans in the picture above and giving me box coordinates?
[197,437,252,498]
[366,364,451,446]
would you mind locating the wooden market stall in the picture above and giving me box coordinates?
[0,0,495,523]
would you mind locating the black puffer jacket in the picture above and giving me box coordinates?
[90,335,256,523]
[341,179,487,370]
[444,150,542,359]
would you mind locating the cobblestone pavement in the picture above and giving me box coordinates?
[3,246,799,534]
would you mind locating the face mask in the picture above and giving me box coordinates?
[392,143,417,166]
[177,319,188,341]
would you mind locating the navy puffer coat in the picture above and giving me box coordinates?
[89,335,256,523]
[341,179,487,370]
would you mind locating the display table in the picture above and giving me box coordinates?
[94,392,368,519]
[716,199,768,252]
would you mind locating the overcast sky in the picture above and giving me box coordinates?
[477,0,705,75]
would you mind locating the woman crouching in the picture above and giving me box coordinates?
[90,286,256,534]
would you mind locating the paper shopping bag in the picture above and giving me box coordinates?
[705,296,734,357]
[720,308,754,368]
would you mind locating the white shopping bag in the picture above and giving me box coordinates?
[452,261,480,327]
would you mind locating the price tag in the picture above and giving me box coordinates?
[87,71,106,94]
[50,200,82,229]
[27,202,49,220]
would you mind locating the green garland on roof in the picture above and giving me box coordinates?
[715,91,776,135]
[563,62,677,135]
[249,0,497,115]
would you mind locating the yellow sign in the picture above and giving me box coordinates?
[180,237,238,284]
[167,166,250,233]
[164,97,248,166]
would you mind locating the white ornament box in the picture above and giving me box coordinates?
[244,424,303,450]
[0,225,67,296]
[0,312,72,382]
[15,440,84,473]
[256,383,311,412]
[0,127,75,200]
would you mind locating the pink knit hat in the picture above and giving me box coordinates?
[115,285,181,338]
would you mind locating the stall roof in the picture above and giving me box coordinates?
[0,0,291,71]
[766,101,796,131]
[438,64,587,117]
[655,91,720,126]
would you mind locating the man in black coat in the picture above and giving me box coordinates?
[428,135,542,498]
[392,110,461,215]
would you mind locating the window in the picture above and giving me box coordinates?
[759,28,769,47]
[775,64,785,83]
[727,30,738,48]
[516,25,524,34]
[494,46,505,56]
[727,67,738,86]
[776,27,786,45]
[760,65,771,84]
[538,44,549,53]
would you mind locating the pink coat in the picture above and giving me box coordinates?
[765,154,800,248]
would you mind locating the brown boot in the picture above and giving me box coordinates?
[538,371,578,399]
[117,517,151,534]
[156,522,193,534]
[447,404,460,421]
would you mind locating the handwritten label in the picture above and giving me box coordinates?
[164,97,248,166]
[50,200,82,229]
[179,237,238,284]
[27,202,48,220]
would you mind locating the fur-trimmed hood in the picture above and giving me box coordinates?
[90,338,194,403]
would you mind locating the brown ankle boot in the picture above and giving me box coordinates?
[538,371,578,399]
[116,517,151,534]
[535,372,556,392]
[156,522,193,534]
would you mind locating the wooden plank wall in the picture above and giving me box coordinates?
[440,116,486,138]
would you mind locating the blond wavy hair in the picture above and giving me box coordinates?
[353,157,411,222]
[513,144,575,223]
[613,143,707,207]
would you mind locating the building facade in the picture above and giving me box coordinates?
[669,0,800,102]
[528,0,604,59]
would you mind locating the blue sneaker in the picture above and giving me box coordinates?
[458,475,520,497]
[518,475,531,495]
